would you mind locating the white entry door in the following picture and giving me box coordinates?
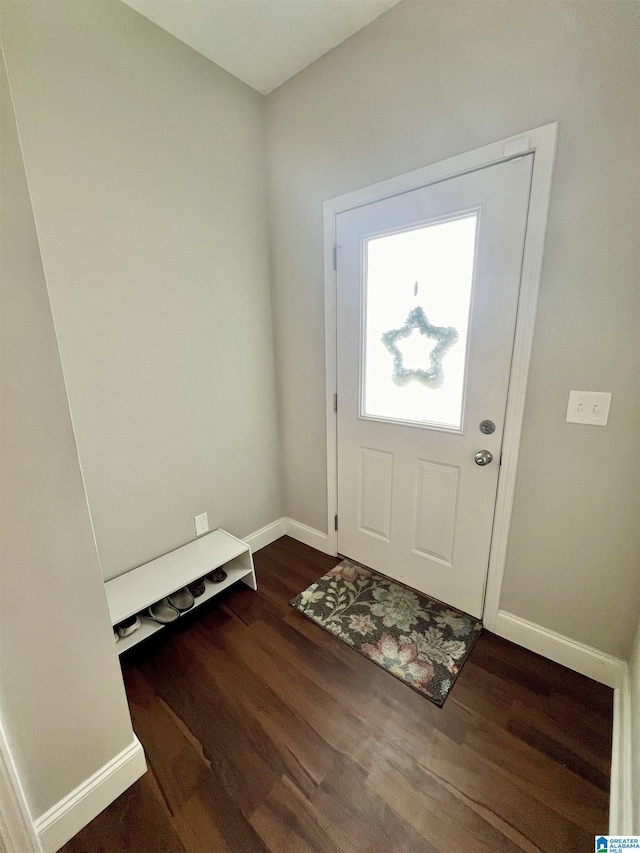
[336,155,533,618]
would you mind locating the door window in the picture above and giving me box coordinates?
[362,212,478,431]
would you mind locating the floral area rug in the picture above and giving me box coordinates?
[290,559,482,706]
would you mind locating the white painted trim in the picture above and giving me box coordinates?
[0,722,42,853]
[324,124,558,622]
[609,666,634,834]
[482,127,557,628]
[243,518,287,553]
[490,609,625,689]
[324,202,339,557]
[33,737,146,853]
[284,518,332,554]
[243,517,332,556]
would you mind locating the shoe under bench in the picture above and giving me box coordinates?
[104,528,256,655]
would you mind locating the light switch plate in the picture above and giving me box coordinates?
[566,390,612,426]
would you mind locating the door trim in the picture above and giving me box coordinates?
[323,123,557,624]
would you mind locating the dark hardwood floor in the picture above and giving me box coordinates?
[63,536,612,853]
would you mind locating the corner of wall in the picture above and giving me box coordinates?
[609,662,634,834]
[243,516,334,556]
[487,609,625,689]
[612,616,640,834]
[33,738,146,853]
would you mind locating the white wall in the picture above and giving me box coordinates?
[1,0,282,581]
[265,0,640,658]
[2,0,638,657]
[0,51,138,823]
[5,0,636,844]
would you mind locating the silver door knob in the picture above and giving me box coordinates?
[474,449,493,466]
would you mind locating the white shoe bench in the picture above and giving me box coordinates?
[104,528,256,654]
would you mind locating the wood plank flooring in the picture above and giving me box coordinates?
[63,536,612,853]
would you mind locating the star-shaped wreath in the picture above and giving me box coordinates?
[381,306,459,389]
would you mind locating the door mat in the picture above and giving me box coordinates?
[290,558,482,706]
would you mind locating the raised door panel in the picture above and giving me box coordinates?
[413,459,459,568]
[358,447,393,541]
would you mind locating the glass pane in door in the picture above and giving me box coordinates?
[362,213,478,430]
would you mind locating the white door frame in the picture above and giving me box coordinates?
[323,123,557,626]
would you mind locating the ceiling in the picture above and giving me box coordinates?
[121,0,402,95]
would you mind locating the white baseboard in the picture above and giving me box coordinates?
[610,666,634,834]
[0,722,42,853]
[34,737,146,853]
[244,517,333,556]
[488,609,625,689]
[284,518,333,555]
[243,518,287,553]
[485,609,632,830]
